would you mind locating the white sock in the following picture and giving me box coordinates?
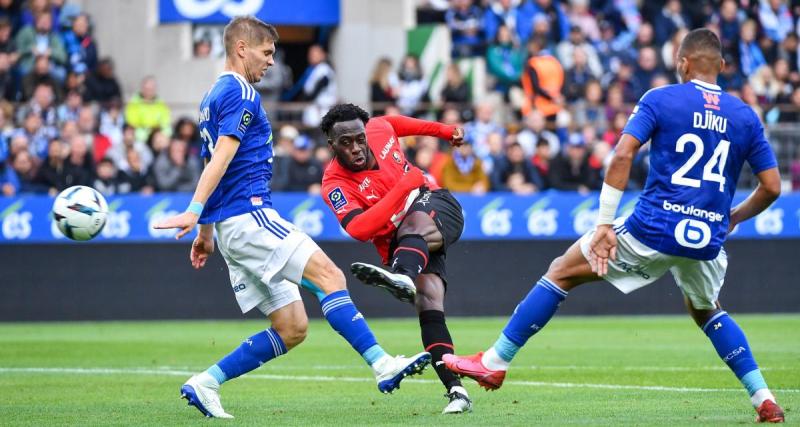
[750,388,776,407]
[481,347,510,371]
[449,385,468,397]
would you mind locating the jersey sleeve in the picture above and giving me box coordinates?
[745,109,778,174]
[622,89,658,144]
[380,115,456,139]
[216,85,259,142]
[321,176,364,226]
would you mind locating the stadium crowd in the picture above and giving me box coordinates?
[1,0,799,198]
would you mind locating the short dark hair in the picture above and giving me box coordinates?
[223,16,279,57]
[320,103,370,136]
[679,28,722,59]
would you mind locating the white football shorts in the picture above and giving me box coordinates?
[578,217,728,310]
[214,208,320,315]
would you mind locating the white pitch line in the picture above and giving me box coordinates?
[1,367,798,393]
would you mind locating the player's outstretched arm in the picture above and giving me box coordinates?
[728,167,781,232]
[154,135,241,239]
[589,134,642,276]
[382,115,464,146]
[340,168,426,242]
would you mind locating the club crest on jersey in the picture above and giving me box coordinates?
[238,108,254,133]
[393,151,402,163]
[328,187,348,211]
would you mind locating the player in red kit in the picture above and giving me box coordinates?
[320,104,472,414]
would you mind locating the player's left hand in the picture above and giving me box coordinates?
[450,127,465,147]
[190,234,214,269]
[153,212,199,240]
[588,224,617,277]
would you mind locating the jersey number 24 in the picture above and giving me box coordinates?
[671,133,730,192]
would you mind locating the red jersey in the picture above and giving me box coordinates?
[321,115,455,263]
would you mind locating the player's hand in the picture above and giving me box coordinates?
[450,127,465,147]
[153,212,199,240]
[190,234,214,269]
[401,167,426,190]
[588,224,617,277]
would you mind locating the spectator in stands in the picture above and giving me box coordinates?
[55,89,80,123]
[67,133,94,179]
[18,109,51,158]
[528,0,570,45]
[567,0,599,43]
[516,110,559,157]
[741,83,764,119]
[35,137,86,194]
[6,150,41,194]
[440,140,489,194]
[486,24,525,96]
[17,81,57,130]
[562,47,596,103]
[791,151,800,191]
[61,12,96,74]
[465,101,504,160]
[417,0,448,24]
[739,19,767,76]
[548,133,599,193]
[530,138,550,189]
[313,143,331,166]
[152,138,200,192]
[85,58,121,105]
[283,135,323,194]
[571,79,607,133]
[125,75,171,142]
[0,51,14,101]
[145,127,169,158]
[396,54,428,115]
[92,157,124,196]
[172,116,201,155]
[758,0,793,43]
[440,62,470,105]
[20,0,49,28]
[98,97,124,146]
[254,48,292,103]
[76,105,110,163]
[520,37,563,119]
[778,87,800,122]
[713,0,743,55]
[445,0,484,58]
[15,10,66,80]
[602,110,628,146]
[0,16,18,61]
[7,130,28,159]
[491,141,542,194]
[556,25,602,78]
[109,122,152,172]
[193,37,211,58]
[369,57,397,104]
[661,27,687,73]
[653,0,689,45]
[483,0,521,46]
[633,46,662,100]
[285,44,337,127]
[0,1,22,36]
[117,147,155,194]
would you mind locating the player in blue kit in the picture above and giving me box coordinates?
[443,29,785,423]
[154,16,430,419]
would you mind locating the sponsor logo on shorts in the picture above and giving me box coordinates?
[328,187,348,211]
[616,260,651,280]
[416,191,432,206]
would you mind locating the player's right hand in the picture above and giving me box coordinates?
[153,212,199,240]
[401,167,426,190]
[588,224,617,277]
[190,235,214,269]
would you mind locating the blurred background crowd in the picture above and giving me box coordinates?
[1,0,800,199]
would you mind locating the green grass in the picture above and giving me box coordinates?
[1,315,797,426]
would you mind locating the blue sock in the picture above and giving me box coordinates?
[207,328,287,384]
[702,311,764,395]
[321,290,386,365]
[496,277,568,362]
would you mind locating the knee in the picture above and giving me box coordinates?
[274,319,308,349]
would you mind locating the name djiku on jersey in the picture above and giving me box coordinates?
[693,110,727,133]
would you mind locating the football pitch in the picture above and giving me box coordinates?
[1,315,797,426]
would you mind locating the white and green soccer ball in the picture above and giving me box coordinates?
[52,185,108,241]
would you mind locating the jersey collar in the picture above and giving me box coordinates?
[690,79,721,92]
[219,70,248,81]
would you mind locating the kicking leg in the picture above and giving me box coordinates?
[444,240,599,390]
[182,301,306,418]
[687,299,784,423]
[302,249,431,393]
[415,273,471,413]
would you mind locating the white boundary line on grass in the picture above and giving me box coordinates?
[1,367,798,393]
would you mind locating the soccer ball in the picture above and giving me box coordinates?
[52,185,109,241]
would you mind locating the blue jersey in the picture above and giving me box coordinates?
[197,72,274,224]
[622,79,777,260]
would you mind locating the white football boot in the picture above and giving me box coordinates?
[371,352,432,393]
[180,373,234,418]
[442,386,473,414]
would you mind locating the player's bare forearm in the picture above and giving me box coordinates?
[604,134,642,190]
[729,167,781,229]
